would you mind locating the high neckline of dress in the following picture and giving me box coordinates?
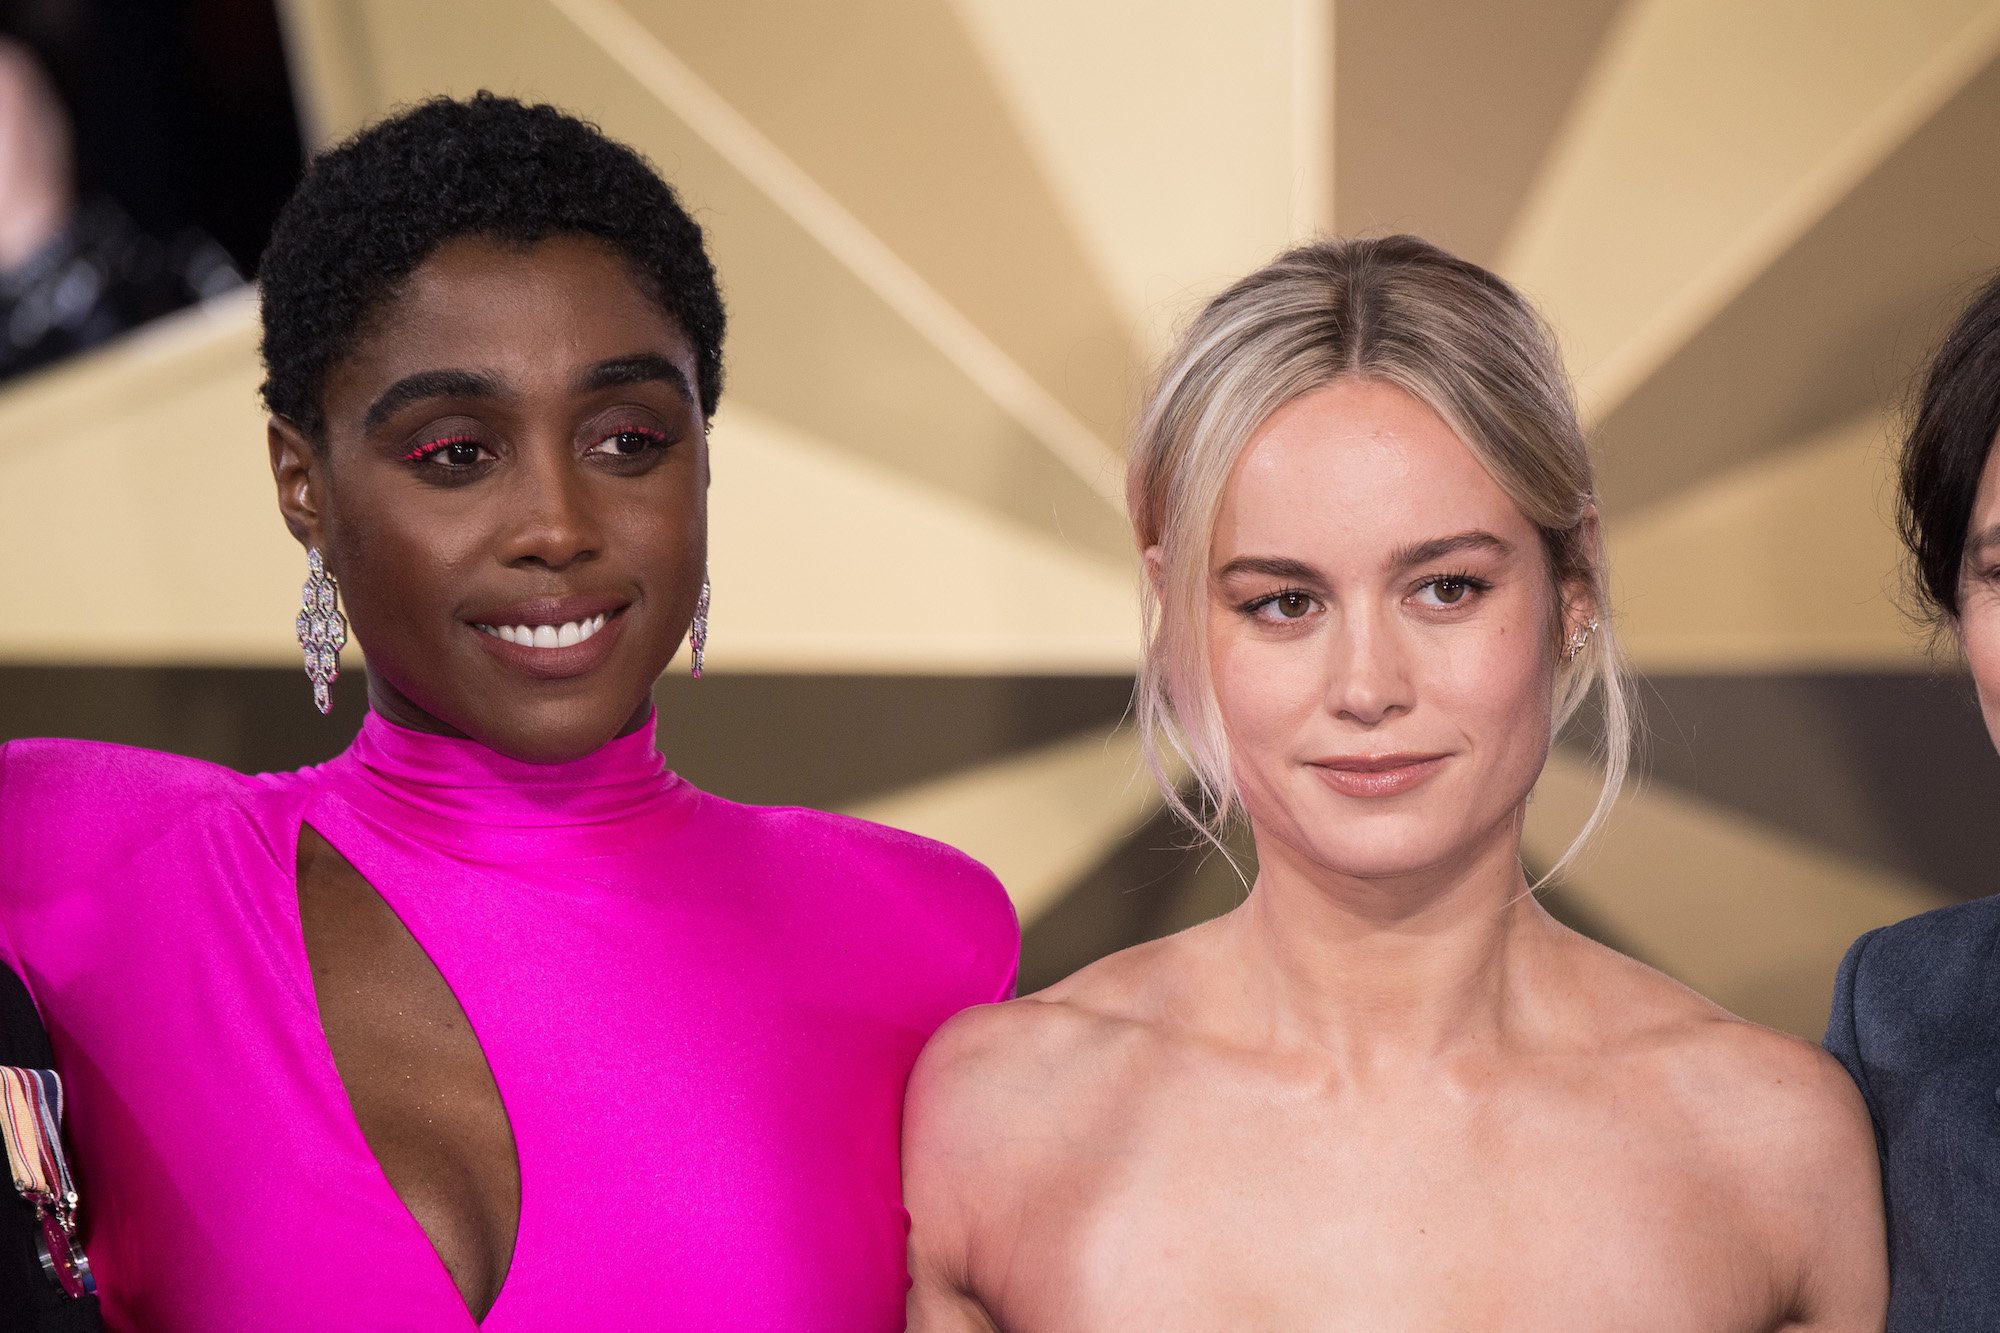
[339,709,683,829]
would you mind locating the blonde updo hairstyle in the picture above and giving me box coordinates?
[1128,234,1631,883]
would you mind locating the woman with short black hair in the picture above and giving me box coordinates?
[1826,268,2000,1331]
[0,93,1017,1330]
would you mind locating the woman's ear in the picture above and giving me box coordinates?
[268,416,325,550]
[1560,505,1603,635]
[1143,545,1165,598]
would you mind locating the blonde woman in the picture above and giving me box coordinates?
[904,237,1886,1329]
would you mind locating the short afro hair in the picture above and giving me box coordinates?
[258,92,725,438]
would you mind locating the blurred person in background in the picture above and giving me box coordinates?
[0,32,112,1333]
[0,34,236,383]
[1826,268,2000,1330]
[905,236,1887,1330]
[0,37,71,299]
[0,93,1017,1329]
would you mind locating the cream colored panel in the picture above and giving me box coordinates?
[291,0,1132,562]
[1290,0,1336,238]
[845,725,1159,924]
[551,0,1123,500]
[0,294,304,663]
[615,0,1142,441]
[275,0,378,146]
[1609,411,1923,672]
[1500,0,2000,420]
[1583,56,2000,517]
[948,0,1299,352]
[1333,0,1625,268]
[1526,751,1944,1039]
[707,406,1138,675]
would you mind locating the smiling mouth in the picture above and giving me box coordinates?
[473,613,611,649]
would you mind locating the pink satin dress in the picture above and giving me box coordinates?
[0,712,1018,1331]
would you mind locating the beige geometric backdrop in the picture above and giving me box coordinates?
[4,0,1999,1037]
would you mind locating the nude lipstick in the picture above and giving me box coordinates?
[1308,753,1448,798]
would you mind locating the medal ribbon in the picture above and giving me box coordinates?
[0,1066,67,1202]
[0,1066,94,1299]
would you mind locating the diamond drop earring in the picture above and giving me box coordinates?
[295,549,349,715]
[690,577,710,679]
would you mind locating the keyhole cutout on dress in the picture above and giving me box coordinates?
[296,823,521,1321]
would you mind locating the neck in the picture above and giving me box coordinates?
[330,707,681,834]
[363,672,658,763]
[1217,813,1558,1070]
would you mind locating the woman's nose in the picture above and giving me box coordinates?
[1324,610,1415,726]
[498,444,602,570]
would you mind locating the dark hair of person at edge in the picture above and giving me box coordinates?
[1900,267,2000,633]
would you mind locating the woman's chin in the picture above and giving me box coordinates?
[448,693,656,765]
[1310,848,1457,887]
[1271,821,1506,892]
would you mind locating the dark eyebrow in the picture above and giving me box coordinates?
[575,354,692,399]
[1215,555,1322,583]
[362,368,505,433]
[1390,531,1512,570]
[1214,533,1513,584]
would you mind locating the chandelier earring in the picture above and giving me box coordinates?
[1563,617,1599,664]
[295,549,349,715]
[690,577,710,679]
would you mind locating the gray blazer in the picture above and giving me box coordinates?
[1825,894,2000,1330]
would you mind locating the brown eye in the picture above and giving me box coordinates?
[1415,575,1486,609]
[1245,589,1320,623]
[587,427,668,458]
[402,435,489,468]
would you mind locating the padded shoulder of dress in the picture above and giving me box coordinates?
[0,737,258,823]
[718,798,998,880]
[704,797,1016,930]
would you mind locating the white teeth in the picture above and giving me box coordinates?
[477,613,610,649]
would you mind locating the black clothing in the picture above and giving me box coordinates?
[0,199,240,385]
[1826,894,2000,1330]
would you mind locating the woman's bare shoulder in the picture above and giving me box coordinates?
[906,927,1212,1180]
[1596,945,1885,1319]
[917,930,1194,1097]
[903,930,1223,1314]
[1559,931,1876,1180]
[1655,1008,1875,1174]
